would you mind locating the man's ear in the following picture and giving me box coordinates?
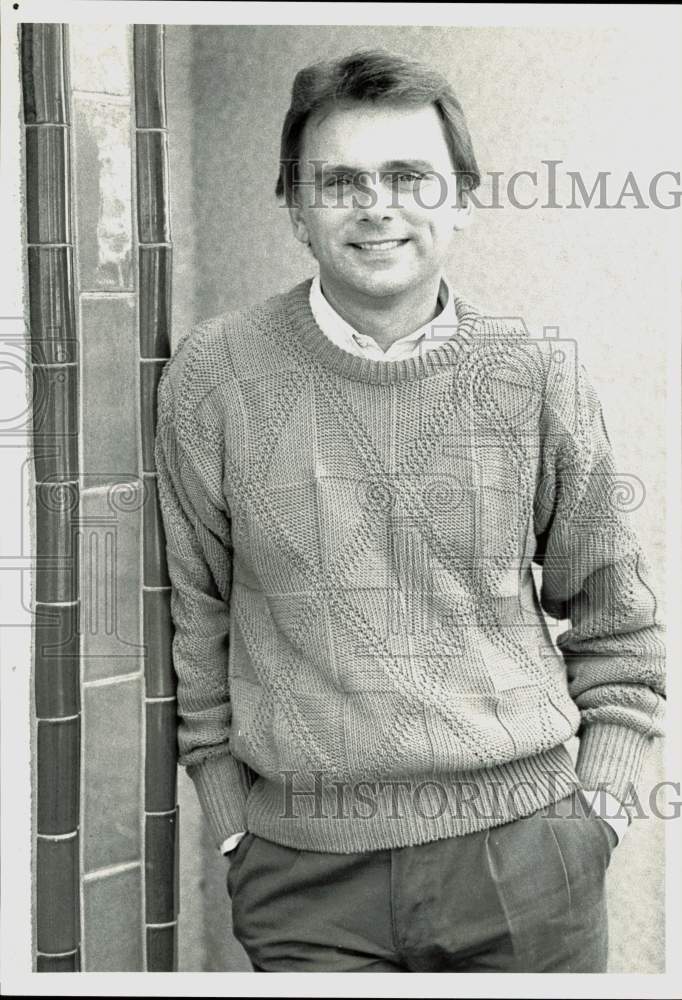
[288,202,310,246]
[452,194,474,232]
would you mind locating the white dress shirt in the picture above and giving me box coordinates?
[308,273,466,360]
[221,273,627,855]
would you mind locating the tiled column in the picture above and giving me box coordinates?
[22,21,178,972]
[134,25,179,972]
[68,22,146,972]
[22,23,82,973]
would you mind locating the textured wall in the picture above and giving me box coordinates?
[166,23,671,972]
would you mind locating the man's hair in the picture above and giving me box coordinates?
[275,48,481,205]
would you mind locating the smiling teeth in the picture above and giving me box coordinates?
[356,240,404,250]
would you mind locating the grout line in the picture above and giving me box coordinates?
[78,289,135,297]
[36,713,80,724]
[71,89,132,103]
[79,291,136,299]
[145,921,177,930]
[37,948,80,958]
[34,600,79,607]
[145,808,177,818]
[145,695,176,704]
[82,671,143,689]
[79,480,140,496]
[82,859,141,883]
[37,829,79,841]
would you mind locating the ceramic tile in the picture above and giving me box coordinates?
[79,485,142,680]
[82,678,143,873]
[133,25,167,129]
[35,481,79,604]
[142,474,170,588]
[142,588,175,698]
[82,866,143,971]
[80,296,138,485]
[37,717,80,836]
[69,24,131,96]
[37,950,80,971]
[25,126,70,244]
[140,361,166,473]
[21,24,68,125]
[36,835,79,954]
[145,810,178,924]
[136,131,170,244]
[145,699,177,813]
[73,95,133,291]
[27,246,78,365]
[146,925,175,972]
[32,364,78,483]
[34,601,80,718]
[139,246,171,358]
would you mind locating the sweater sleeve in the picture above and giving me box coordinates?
[154,350,255,848]
[533,356,666,806]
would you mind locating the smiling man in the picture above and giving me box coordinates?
[285,98,473,351]
[155,50,666,973]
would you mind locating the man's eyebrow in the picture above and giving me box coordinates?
[380,160,437,173]
[315,160,437,175]
[315,163,361,176]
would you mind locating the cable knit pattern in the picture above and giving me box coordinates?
[154,277,666,851]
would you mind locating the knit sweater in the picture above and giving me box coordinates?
[154,277,666,853]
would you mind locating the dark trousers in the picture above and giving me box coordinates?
[226,789,614,972]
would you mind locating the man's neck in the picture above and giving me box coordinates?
[318,273,444,352]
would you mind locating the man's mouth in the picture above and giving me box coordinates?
[349,239,410,251]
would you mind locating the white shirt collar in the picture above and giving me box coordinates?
[309,274,460,362]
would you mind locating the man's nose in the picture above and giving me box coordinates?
[353,171,396,220]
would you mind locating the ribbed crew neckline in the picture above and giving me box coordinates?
[276,277,486,385]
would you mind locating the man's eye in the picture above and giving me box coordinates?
[324,175,352,187]
[387,171,423,186]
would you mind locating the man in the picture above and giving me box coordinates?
[155,50,666,972]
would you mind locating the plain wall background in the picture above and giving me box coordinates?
[165,23,677,972]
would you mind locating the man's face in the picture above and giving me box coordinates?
[288,101,471,302]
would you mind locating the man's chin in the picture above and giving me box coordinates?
[324,268,422,300]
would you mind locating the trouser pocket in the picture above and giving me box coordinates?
[484,792,610,971]
[226,831,257,898]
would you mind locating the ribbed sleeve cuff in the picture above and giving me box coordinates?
[186,753,252,849]
[575,722,655,807]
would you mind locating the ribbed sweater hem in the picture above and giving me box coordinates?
[240,743,581,853]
